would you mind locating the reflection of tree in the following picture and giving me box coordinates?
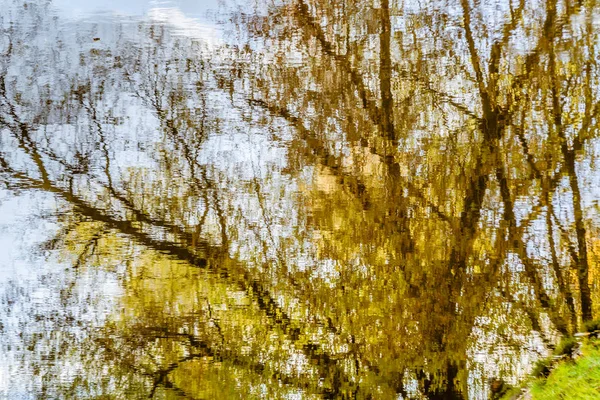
[0,10,362,397]
[0,0,599,398]
[226,0,600,397]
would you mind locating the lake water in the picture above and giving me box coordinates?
[0,0,599,398]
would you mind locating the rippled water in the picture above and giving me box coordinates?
[0,0,599,398]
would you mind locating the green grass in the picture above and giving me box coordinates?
[528,337,577,380]
[529,340,600,400]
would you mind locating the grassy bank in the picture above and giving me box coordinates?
[500,327,600,399]
[528,340,600,399]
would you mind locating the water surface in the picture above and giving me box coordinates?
[0,0,600,398]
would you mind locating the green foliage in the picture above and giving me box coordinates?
[531,358,552,378]
[489,379,515,399]
[498,386,523,400]
[529,337,578,381]
[554,337,577,357]
[583,319,600,333]
[530,341,600,399]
